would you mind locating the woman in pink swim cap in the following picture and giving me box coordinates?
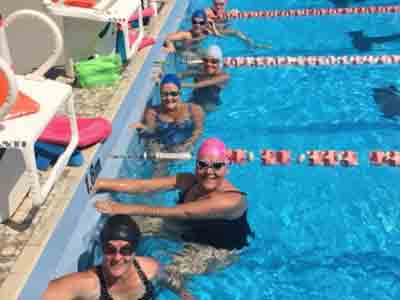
[93,137,253,299]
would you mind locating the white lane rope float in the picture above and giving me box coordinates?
[110,151,193,161]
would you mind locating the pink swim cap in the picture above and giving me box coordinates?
[197,138,228,160]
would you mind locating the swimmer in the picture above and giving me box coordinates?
[132,73,204,154]
[42,215,165,300]
[180,45,229,113]
[94,138,254,296]
[163,10,210,64]
[205,0,272,49]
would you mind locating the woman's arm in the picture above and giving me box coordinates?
[43,272,96,300]
[129,107,158,134]
[94,173,195,194]
[177,69,198,80]
[163,31,191,53]
[95,191,245,220]
[94,176,178,194]
[182,73,230,89]
[184,104,204,147]
[142,107,158,132]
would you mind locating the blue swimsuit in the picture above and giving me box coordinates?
[142,105,195,147]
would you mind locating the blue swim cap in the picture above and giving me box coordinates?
[192,9,207,22]
[160,73,181,89]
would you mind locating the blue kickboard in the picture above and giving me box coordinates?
[35,142,84,171]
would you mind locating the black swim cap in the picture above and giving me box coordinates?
[100,215,141,249]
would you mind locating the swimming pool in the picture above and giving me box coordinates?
[19,0,400,299]
[122,1,400,299]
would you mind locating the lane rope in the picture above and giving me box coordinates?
[223,5,400,20]
[110,149,400,167]
[223,54,400,67]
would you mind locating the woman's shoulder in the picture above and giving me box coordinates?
[219,181,246,197]
[135,256,160,280]
[205,7,217,18]
[182,102,201,112]
[43,269,99,299]
[187,102,204,117]
[145,106,160,116]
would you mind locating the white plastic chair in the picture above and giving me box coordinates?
[0,10,78,219]
[43,0,146,76]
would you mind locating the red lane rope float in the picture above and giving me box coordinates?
[293,150,359,167]
[227,149,255,164]
[223,5,400,20]
[224,55,400,68]
[261,150,291,165]
[369,151,400,166]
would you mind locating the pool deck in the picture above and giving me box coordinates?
[0,1,176,299]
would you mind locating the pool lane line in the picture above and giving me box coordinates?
[223,54,400,67]
[108,149,400,167]
[223,5,400,20]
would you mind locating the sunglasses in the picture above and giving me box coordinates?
[192,20,206,25]
[161,91,180,98]
[196,160,226,171]
[103,244,135,256]
[203,58,220,65]
[214,2,225,6]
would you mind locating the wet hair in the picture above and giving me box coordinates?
[100,215,141,249]
[192,9,207,23]
[160,73,181,90]
[197,137,228,160]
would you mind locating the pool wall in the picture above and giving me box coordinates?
[19,1,190,299]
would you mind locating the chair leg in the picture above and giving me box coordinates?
[41,94,78,199]
[22,142,43,207]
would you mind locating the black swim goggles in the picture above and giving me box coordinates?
[196,159,226,171]
[161,91,180,98]
[103,244,135,256]
[192,19,207,25]
[203,57,220,65]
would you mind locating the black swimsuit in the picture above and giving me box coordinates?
[96,259,154,300]
[178,183,254,250]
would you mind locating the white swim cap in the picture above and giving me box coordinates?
[206,45,223,68]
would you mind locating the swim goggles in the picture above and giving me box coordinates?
[161,91,180,97]
[203,57,220,65]
[196,160,226,171]
[192,19,207,25]
[103,244,135,256]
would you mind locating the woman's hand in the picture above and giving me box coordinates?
[129,122,146,130]
[95,200,129,215]
[163,42,176,53]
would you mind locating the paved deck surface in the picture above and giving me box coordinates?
[0,1,175,299]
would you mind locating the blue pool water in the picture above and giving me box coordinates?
[116,1,400,299]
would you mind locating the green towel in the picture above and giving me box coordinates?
[75,54,122,88]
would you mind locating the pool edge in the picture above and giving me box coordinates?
[0,1,190,299]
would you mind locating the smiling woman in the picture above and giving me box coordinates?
[180,45,230,112]
[131,73,204,155]
[42,215,159,300]
[93,138,254,298]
